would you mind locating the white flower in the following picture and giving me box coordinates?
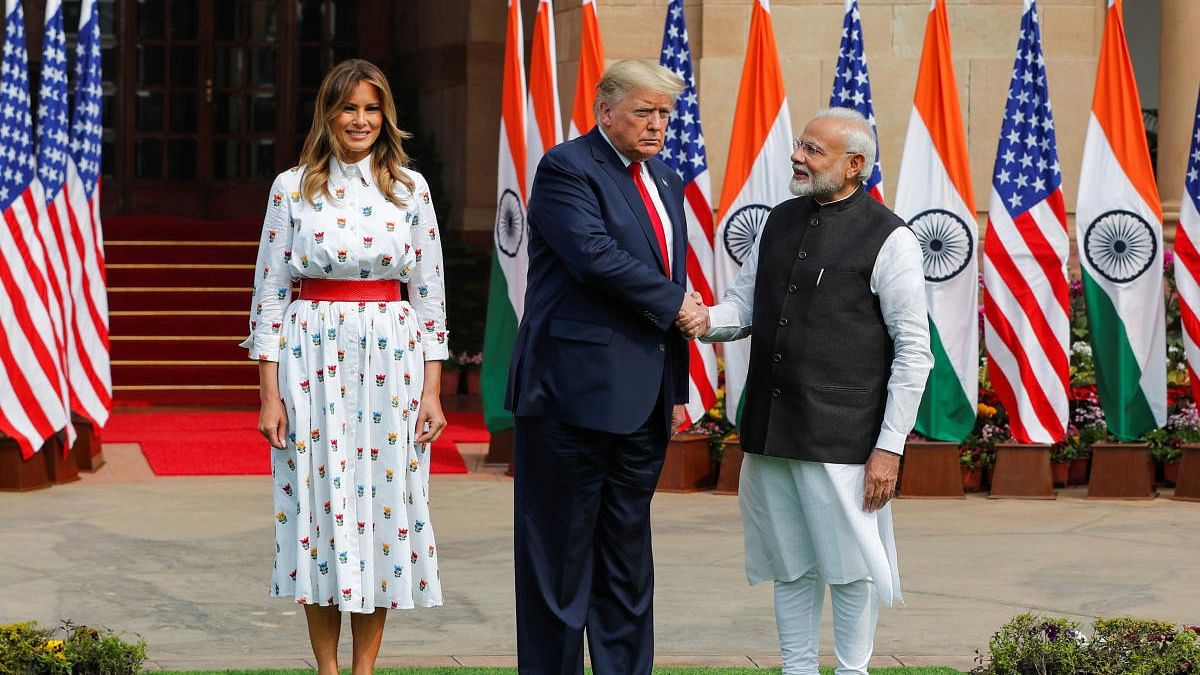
[1071,341,1092,357]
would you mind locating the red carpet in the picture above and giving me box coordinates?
[102,410,481,476]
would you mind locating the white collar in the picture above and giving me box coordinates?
[332,153,374,185]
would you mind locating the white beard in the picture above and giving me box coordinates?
[789,167,843,200]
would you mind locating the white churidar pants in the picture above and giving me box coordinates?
[739,452,901,674]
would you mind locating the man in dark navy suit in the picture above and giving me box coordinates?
[506,60,702,674]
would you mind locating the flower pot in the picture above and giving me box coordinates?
[656,433,716,493]
[1163,459,1181,487]
[1068,456,1089,485]
[896,441,964,499]
[1087,442,1155,500]
[1173,445,1200,501]
[714,440,743,495]
[960,465,982,492]
[989,443,1055,499]
[465,369,481,396]
[1051,460,1070,487]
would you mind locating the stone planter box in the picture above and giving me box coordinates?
[1088,442,1155,500]
[1171,444,1200,502]
[714,439,743,495]
[73,418,105,473]
[988,443,1055,499]
[657,433,715,493]
[0,436,53,491]
[897,441,964,499]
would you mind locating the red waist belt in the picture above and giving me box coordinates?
[297,279,405,302]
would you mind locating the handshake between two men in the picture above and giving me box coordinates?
[676,291,710,340]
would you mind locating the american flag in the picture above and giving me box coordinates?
[829,0,884,202]
[1173,88,1200,404]
[39,0,110,428]
[69,0,112,425]
[0,0,69,457]
[982,0,1070,444]
[659,0,716,426]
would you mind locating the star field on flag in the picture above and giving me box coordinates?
[993,16,1061,217]
[830,0,884,200]
[659,1,706,185]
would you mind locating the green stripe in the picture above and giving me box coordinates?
[480,251,517,433]
[914,318,975,442]
[1082,269,1157,440]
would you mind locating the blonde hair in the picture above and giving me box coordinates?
[593,59,686,117]
[298,59,416,206]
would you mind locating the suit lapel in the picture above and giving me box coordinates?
[588,129,669,274]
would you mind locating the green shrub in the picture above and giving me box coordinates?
[0,621,146,675]
[973,613,1200,675]
[977,612,1089,674]
[1086,617,1200,675]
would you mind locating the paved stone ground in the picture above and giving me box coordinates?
[3,439,1198,671]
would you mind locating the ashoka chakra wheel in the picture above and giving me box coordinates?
[495,189,525,258]
[723,203,771,266]
[1083,209,1157,284]
[909,208,974,282]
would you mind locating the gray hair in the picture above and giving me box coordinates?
[593,59,686,117]
[814,106,876,182]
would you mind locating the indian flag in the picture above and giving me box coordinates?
[480,0,527,432]
[1076,0,1165,439]
[897,0,979,441]
[713,0,793,425]
[894,0,977,443]
[567,0,604,140]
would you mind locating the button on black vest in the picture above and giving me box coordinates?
[740,187,906,464]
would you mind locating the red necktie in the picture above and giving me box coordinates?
[629,162,670,274]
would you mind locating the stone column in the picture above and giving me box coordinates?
[1157,0,1200,224]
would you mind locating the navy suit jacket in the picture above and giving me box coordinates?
[506,127,690,435]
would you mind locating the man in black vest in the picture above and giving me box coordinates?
[679,107,932,675]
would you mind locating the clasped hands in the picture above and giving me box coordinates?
[676,291,710,339]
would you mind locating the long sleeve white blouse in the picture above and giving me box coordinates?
[241,155,448,363]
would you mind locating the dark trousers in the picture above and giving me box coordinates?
[513,405,668,675]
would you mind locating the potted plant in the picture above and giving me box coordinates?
[959,445,984,493]
[1145,397,1200,486]
[1048,441,1073,487]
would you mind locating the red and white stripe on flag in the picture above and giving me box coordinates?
[982,0,1070,444]
[66,0,113,426]
[1,0,69,457]
[1174,88,1200,404]
[659,0,717,426]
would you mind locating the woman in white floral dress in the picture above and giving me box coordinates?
[241,59,448,674]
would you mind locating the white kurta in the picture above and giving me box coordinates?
[704,187,932,606]
[242,156,448,612]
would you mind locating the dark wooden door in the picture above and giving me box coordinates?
[115,0,367,220]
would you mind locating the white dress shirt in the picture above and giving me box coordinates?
[703,188,932,455]
[597,128,674,263]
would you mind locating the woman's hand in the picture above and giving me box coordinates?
[257,361,288,449]
[259,396,288,449]
[415,360,448,444]
[415,391,447,444]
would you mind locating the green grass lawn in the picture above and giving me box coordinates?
[159,662,964,667]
